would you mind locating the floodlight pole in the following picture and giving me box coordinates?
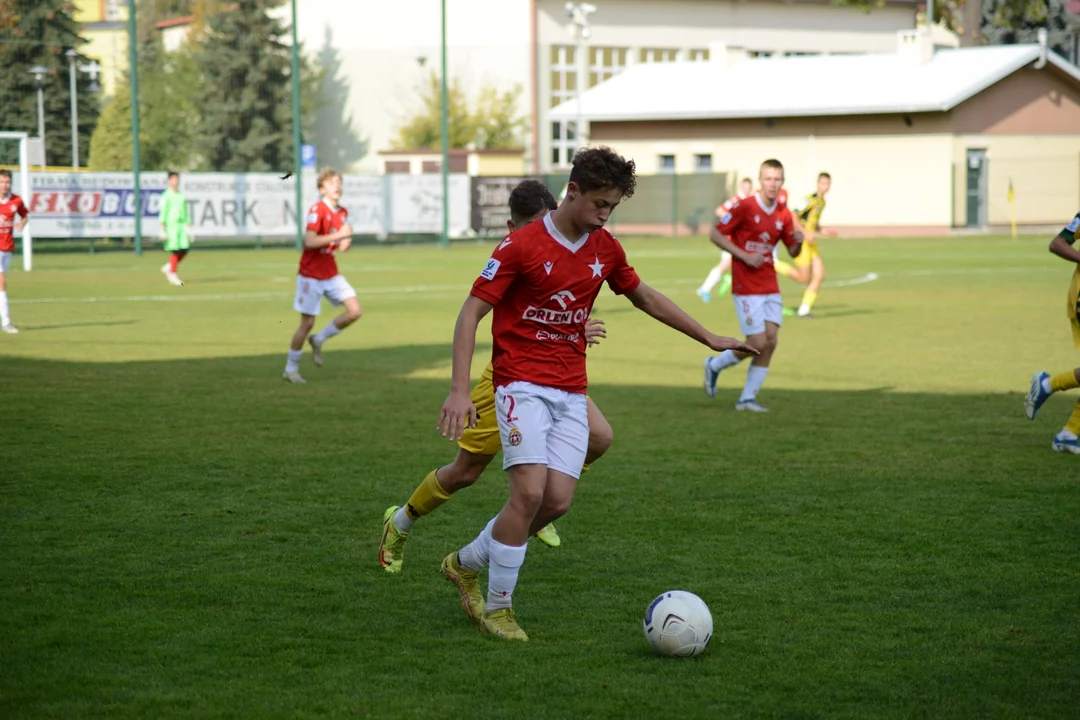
[440,0,449,248]
[291,0,303,251]
[28,66,48,167]
[127,0,143,255]
[67,50,79,170]
[566,3,596,152]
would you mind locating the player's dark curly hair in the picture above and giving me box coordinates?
[508,179,557,226]
[568,146,636,198]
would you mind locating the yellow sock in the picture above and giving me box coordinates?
[581,462,590,473]
[404,470,453,520]
[1065,401,1080,436]
[774,260,795,279]
[800,288,818,311]
[1050,370,1080,393]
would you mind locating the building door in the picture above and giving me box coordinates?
[965,149,988,228]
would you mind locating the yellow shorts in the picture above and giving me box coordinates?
[1068,270,1080,349]
[458,365,501,456]
[794,241,820,269]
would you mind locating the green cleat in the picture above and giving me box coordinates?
[535,523,561,548]
[480,607,529,641]
[378,505,409,573]
[441,552,484,624]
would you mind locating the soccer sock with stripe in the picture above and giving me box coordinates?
[284,348,303,373]
[1049,369,1080,393]
[0,291,9,325]
[486,539,528,612]
[394,469,453,531]
[458,517,495,571]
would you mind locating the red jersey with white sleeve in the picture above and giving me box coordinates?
[471,213,642,394]
[0,194,29,253]
[299,199,348,280]
[716,193,798,296]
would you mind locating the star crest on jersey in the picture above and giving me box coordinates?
[776,220,783,230]
[498,237,513,251]
[588,255,604,278]
[543,261,555,275]
[754,215,760,223]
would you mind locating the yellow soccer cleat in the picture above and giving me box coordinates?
[378,505,409,573]
[535,523,561,548]
[441,552,484,624]
[480,608,529,642]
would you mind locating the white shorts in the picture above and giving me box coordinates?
[733,293,783,336]
[494,381,589,479]
[0,251,11,274]
[293,274,356,316]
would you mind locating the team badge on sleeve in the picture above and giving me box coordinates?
[480,257,502,281]
[1067,215,1080,233]
[720,212,732,224]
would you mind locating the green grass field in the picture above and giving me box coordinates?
[2,235,1079,719]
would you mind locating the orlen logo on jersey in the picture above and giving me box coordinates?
[523,290,589,325]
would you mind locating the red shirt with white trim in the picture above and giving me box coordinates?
[471,213,642,394]
[299,199,348,280]
[0,194,29,252]
[716,193,798,296]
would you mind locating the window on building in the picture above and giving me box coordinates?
[694,154,713,173]
[658,154,676,173]
[588,46,629,87]
[639,47,679,63]
[687,48,710,62]
[550,45,580,167]
[748,50,774,59]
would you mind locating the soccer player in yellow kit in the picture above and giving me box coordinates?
[1025,210,1080,454]
[775,172,834,317]
[378,180,614,571]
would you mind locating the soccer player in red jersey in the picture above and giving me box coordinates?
[703,159,802,412]
[282,168,361,383]
[436,147,757,641]
[0,169,29,334]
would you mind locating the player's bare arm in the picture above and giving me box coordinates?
[303,223,353,249]
[710,225,767,268]
[438,294,493,440]
[1049,233,1080,263]
[626,282,758,355]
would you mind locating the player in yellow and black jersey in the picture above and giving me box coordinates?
[775,172,834,317]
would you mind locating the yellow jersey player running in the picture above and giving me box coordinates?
[378,180,615,572]
[1025,210,1080,454]
[775,172,834,318]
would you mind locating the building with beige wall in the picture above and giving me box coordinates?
[283,0,918,174]
[73,0,127,98]
[552,31,1080,231]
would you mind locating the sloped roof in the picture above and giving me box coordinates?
[549,44,1080,122]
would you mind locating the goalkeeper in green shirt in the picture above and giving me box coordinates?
[158,171,192,286]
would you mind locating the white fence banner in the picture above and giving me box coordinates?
[9,171,472,239]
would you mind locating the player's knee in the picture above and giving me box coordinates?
[542,491,574,520]
[509,483,546,515]
[586,419,614,460]
[346,304,363,322]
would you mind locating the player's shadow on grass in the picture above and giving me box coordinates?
[21,319,139,332]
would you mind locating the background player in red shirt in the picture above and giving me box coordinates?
[703,159,802,412]
[0,169,29,334]
[282,168,361,383]
[436,147,756,641]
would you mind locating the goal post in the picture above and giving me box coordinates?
[0,132,32,271]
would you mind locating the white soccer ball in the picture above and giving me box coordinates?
[642,590,713,657]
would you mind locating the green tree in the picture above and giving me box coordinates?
[0,0,100,167]
[193,0,321,172]
[393,72,525,150]
[981,0,1078,56]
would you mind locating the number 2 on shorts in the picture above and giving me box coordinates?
[503,394,518,423]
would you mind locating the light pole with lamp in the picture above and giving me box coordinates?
[565,2,597,154]
[65,50,101,170]
[27,65,48,167]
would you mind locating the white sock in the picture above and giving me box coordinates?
[0,291,9,325]
[701,265,724,293]
[798,304,811,316]
[486,538,528,612]
[284,348,303,373]
[392,506,414,532]
[458,518,496,571]
[740,365,770,402]
[708,350,742,373]
[1042,378,1053,394]
[1059,429,1078,440]
[314,322,342,344]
